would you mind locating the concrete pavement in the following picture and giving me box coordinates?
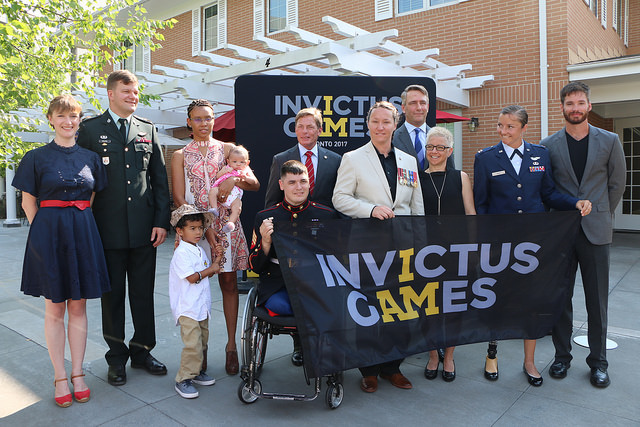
[1,224,639,426]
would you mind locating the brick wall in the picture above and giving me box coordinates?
[144,0,631,177]
[629,0,640,54]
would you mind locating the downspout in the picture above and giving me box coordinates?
[539,0,549,138]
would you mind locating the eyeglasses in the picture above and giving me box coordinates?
[191,117,214,124]
[426,144,451,152]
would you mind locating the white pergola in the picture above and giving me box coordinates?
[4,15,493,225]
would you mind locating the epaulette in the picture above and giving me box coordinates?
[257,204,280,215]
[133,115,153,124]
[310,202,335,212]
[476,145,497,156]
[81,115,101,123]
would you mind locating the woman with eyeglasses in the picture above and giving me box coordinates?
[473,105,592,386]
[419,126,475,382]
[171,99,259,376]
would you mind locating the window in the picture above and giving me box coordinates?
[253,0,297,36]
[398,0,423,13]
[397,0,457,15]
[204,4,218,51]
[114,41,149,73]
[192,1,227,56]
[268,0,286,33]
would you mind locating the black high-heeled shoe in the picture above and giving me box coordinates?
[424,360,439,380]
[442,361,455,382]
[523,365,543,387]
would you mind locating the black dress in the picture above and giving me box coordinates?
[420,169,465,215]
[12,141,111,303]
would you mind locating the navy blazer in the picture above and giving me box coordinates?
[264,144,341,209]
[473,141,578,214]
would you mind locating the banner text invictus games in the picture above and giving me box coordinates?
[315,242,541,327]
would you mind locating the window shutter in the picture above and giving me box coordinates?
[192,8,201,57]
[375,0,393,21]
[254,0,264,36]
[143,40,151,73]
[286,0,298,27]
[612,0,617,30]
[624,0,628,45]
[601,0,607,27]
[218,0,227,47]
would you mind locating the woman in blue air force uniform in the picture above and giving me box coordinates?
[473,105,591,386]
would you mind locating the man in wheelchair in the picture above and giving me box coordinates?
[248,160,339,365]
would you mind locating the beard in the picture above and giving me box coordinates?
[563,109,588,125]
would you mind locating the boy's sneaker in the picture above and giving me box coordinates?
[192,371,216,386]
[175,379,199,399]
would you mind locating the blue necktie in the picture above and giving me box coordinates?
[414,128,425,170]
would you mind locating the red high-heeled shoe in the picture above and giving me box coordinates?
[54,378,72,408]
[71,373,91,403]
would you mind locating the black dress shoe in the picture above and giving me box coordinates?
[549,361,570,379]
[442,361,455,382]
[291,349,303,366]
[131,354,167,375]
[108,364,126,386]
[484,356,498,381]
[523,366,543,387]
[590,367,610,388]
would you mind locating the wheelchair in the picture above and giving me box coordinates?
[238,285,344,409]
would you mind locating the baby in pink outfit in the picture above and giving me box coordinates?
[208,145,250,233]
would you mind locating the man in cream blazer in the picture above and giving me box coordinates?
[332,101,424,394]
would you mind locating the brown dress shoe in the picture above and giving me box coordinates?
[360,376,378,393]
[225,350,239,375]
[380,373,413,389]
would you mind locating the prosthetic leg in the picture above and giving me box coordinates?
[484,341,498,380]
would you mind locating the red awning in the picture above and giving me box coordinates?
[435,110,470,123]
[213,109,235,131]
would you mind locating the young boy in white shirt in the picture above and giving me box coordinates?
[169,204,222,399]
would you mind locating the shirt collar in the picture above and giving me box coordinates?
[178,239,203,256]
[298,143,318,158]
[404,121,427,136]
[501,141,523,157]
[108,108,132,125]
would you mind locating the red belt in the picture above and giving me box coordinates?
[40,200,91,210]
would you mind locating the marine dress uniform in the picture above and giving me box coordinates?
[77,110,170,371]
[249,199,338,308]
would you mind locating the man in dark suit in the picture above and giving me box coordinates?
[392,84,456,172]
[78,70,171,386]
[541,81,626,388]
[264,108,341,209]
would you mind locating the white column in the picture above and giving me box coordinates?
[3,163,21,227]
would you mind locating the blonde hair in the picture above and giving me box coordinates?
[366,101,399,124]
[295,107,322,128]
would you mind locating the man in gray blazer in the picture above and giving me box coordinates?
[264,108,341,209]
[541,81,626,388]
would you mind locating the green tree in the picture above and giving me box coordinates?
[0,0,175,169]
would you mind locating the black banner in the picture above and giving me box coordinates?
[272,211,580,378]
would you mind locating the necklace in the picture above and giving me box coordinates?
[427,169,447,215]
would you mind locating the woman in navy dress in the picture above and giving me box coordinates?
[12,95,110,407]
[473,105,591,386]
[419,126,476,383]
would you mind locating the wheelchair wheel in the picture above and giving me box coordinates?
[250,319,268,377]
[325,382,343,409]
[241,286,258,367]
[237,379,262,404]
